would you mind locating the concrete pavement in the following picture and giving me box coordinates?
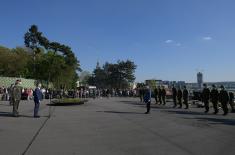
[0,97,235,155]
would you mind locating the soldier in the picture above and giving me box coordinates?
[139,88,144,102]
[202,84,210,113]
[172,85,177,108]
[157,86,162,104]
[144,86,151,114]
[9,84,15,105]
[12,80,22,117]
[210,85,219,114]
[229,92,235,113]
[219,85,229,115]
[154,87,158,104]
[177,87,183,108]
[183,86,189,109]
[161,86,166,105]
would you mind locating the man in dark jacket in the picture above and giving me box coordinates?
[177,87,183,108]
[139,88,143,102]
[161,86,166,105]
[172,85,177,108]
[210,85,219,114]
[154,87,158,104]
[219,85,229,115]
[229,92,235,113]
[144,86,151,114]
[33,83,43,118]
[157,86,162,105]
[183,86,189,109]
[202,84,210,113]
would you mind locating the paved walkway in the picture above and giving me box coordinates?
[0,98,235,155]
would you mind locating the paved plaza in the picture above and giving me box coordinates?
[0,97,235,155]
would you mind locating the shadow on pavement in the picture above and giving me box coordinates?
[0,111,13,117]
[0,111,49,118]
[0,103,11,106]
[96,110,144,114]
[151,106,175,110]
[20,115,49,118]
[184,117,235,126]
[119,100,145,106]
[47,103,84,106]
[163,110,205,116]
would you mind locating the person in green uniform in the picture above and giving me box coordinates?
[219,85,229,115]
[210,85,219,114]
[161,86,166,105]
[154,87,158,104]
[12,80,22,117]
[177,87,183,108]
[183,86,189,109]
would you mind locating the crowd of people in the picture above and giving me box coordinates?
[0,85,34,101]
[1,79,235,117]
[71,88,137,99]
[140,84,235,115]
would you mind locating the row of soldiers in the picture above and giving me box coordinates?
[140,84,235,115]
[200,84,234,115]
[139,86,189,109]
[153,85,190,109]
[171,84,234,115]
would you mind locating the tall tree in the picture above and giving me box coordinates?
[88,60,136,89]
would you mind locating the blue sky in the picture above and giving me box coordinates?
[1,0,235,82]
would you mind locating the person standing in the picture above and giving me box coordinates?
[210,85,219,114]
[177,87,183,108]
[154,87,158,104]
[33,83,43,118]
[144,86,151,114]
[172,85,177,108]
[202,84,210,113]
[229,92,235,113]
[12,80,22,117]
[183,86,189,109]
[139,88,144,102]
[161,86,166,105]
[9,84,15,105]
[219,85,229,115]
[158,86,162,105]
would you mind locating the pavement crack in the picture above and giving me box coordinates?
[21,106,56,155]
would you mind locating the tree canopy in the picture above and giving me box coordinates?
[88,60,137,89]
[0,25,80,89]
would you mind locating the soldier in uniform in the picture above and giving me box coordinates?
[172,85,177,108]
[161,86,166,105]
[157,86,162,104]
[202,84,210,113]
[9,83,15,105]
[229,92,235,113]
[139,88,144,102]
[154,87,158,104]
[210,85,219,114]
[219,85,229,115]
[144,86,151,114]
[183,86,189,109]
[12,80,22,117]
[177,87,183,108]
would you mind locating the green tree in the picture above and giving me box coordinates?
[24,25,80,89]
[88,60,136,89]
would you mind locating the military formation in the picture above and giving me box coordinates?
[140,84,235,115]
